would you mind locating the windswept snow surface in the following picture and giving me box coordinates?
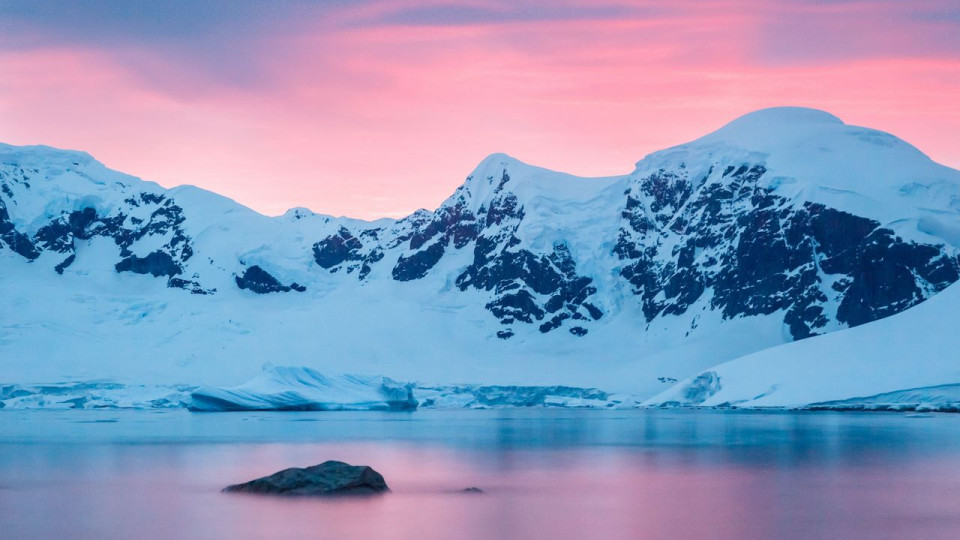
[646,282,960,410]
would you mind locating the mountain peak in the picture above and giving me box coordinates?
[696,107,847,148]
[723,107,844,129]
[639,106,938,175]
[455,152,532,204]
[0,142,98,169]
[468,152,525,178]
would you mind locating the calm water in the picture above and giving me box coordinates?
[1,409,960,540]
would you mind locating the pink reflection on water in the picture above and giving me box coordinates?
[6,440,960,540]
[208,445,773,540]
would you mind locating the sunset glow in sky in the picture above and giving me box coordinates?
[1,0,958,219]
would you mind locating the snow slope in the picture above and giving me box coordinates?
[2,107,960,398]
[645,281,960,409]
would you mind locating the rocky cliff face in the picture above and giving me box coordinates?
[303,108,960,340]
[615,162,959,340]
[3,107,960,390]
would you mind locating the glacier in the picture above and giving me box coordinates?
[0,366,638,411]
[0,381,192,410]
[413,383,638,409]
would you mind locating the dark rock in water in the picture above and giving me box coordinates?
[460,487,484,494]
[223,461,389,496]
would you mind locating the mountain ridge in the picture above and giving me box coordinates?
[2,107,959,395]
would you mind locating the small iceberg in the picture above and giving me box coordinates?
[189,366,418,412]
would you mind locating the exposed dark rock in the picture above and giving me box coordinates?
[54,254,75,275]
[487,290,544,324]
[3,187,196,285]
[408,200,479,251]
[302,165,598,332]
[235,265,305,294]
[313,227,363,268]
[168,277,215,295]
[0,200,40,260]
[539,313,569,333]
[115,251,181,277]
[485,191,522,227]
[35,207,98,253]
[384,198,482,281]
[313,227,385,280]
[458,238,600,332]
[460,487,485,494]
[223,461,389,496]
[392,241,446,281]
[616,162,960,339]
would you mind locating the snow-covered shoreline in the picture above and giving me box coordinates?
[0,366,643,411]
[4,372,956,413]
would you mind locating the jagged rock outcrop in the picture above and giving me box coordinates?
[615,163,959,339]
[235,265,305,294]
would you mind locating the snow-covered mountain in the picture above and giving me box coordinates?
[2,107,959,396]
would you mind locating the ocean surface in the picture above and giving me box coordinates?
[1,409,959,540]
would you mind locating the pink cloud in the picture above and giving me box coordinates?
[0,2,958,219]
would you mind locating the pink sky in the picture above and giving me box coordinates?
[0,0,958,219]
